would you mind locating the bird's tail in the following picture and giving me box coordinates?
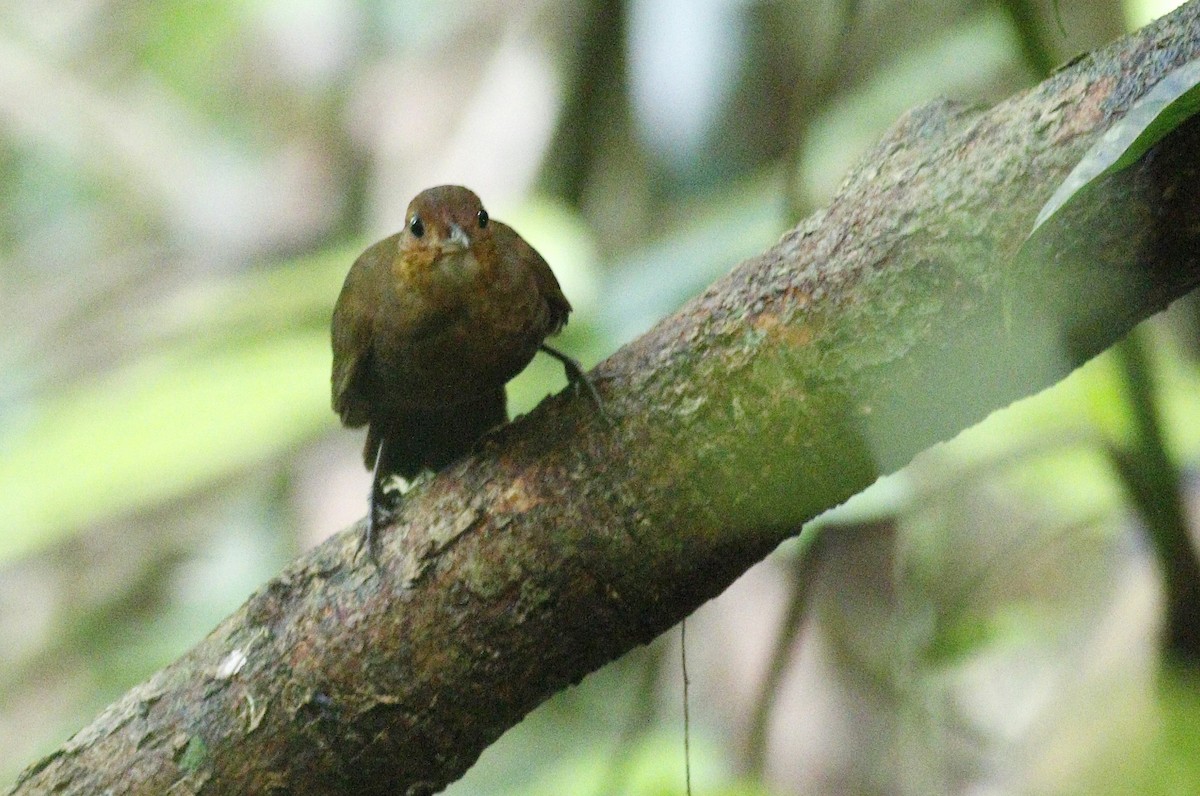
[363,387,508,480]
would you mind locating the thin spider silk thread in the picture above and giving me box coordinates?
[682,619,692,796]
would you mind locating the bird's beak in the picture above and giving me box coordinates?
[442,223,470,252]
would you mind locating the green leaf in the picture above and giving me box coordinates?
[1032,58,1200,233]
[0,331,333,562]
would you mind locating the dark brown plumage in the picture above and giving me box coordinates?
[331,185,576,547]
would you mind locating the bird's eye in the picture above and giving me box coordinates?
[409,215,425,238]
[477,209,489,228]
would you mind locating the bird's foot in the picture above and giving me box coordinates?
[357,477,403,566]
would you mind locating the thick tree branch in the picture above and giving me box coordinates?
[13,5,1200,795]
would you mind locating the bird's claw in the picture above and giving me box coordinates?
[357,476,401,567]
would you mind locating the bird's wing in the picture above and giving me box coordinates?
[331,237,391,427]
[494,221,572,333]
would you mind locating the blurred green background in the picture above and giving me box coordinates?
[3,0,1200,792]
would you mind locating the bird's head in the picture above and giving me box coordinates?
[401,185,492,256]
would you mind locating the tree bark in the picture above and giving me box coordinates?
[12,4,1200,794]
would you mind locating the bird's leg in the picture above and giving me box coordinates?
[359,437,392,564]
[539,343,610,422]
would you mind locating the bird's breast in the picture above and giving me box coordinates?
[370,251,550,409]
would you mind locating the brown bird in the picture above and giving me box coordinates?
[331,185,594,551]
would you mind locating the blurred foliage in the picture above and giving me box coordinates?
[0,326,330,558]
[2,0,1200,793]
